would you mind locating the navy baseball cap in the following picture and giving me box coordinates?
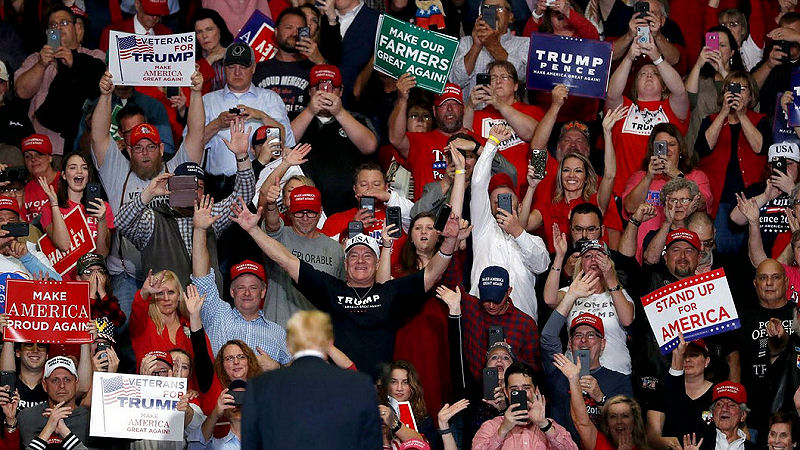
[479,266,509,303]
[174,162,206,181]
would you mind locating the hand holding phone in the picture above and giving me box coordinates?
[386,206,402,238]
[483,367,499,400]
[434,204,452,232]
[705,32,719,51]
[481,5,497,29]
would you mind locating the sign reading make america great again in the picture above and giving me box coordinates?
[108,31,196,86]
[3,280,92,344]
[525,33,612,99]
[373,14,459,94]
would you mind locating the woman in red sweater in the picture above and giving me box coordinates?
[696,70,770,254]
[130,269,194,366]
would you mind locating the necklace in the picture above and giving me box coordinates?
[350,284,375,303]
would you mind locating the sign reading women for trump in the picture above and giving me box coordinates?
[108,31,196,86]
[3,280,91,344]
[91,372,186,441]
[642,269,740,355]
[526,33,612,99]
[373,14,459,94]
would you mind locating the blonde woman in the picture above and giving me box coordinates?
[130,269,192,364]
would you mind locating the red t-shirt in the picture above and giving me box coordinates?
[610,97,688,197]
[23,172,59,223]
[472,102,545,196]
[403,131,454,200]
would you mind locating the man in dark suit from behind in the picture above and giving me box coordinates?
[241,310,383,449]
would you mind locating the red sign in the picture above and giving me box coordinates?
[3,279,92,344]
[235,10,277,62]
[38,207,97,275]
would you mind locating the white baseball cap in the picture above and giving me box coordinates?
[768,142,800,162]
[344,234,380,257]
[44,356,77,378]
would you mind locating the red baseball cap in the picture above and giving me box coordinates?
[0,196,21,217]
[688,338,709,356]
[713,381,747,405]
[145,350,173,367]
[570,313,605,337]
[21,134,52,155]
[230,260,266,282]
[434,83,463,107]
[488,172,515,194]
[140,0,170,16]
[289,186,322,214]
[129,124,161,147]
[665,228,701,251]
[309,64,342,87]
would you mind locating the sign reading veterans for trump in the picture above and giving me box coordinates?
[38,208,96,276]
[235,10,277,62]
[373,14,459,94]
[642,269,740,355]
[3,280,91,344]
[91,372,186,441]
[108,31,196,86]
[525,33,612,99]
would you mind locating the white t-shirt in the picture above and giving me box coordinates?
[560,287,634,375]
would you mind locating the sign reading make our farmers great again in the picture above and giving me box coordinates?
[374,14,459,94]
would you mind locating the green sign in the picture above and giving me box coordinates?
[373,14,459,94]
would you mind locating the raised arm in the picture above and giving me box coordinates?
[231,198,301,282]
[620,203,657,257]
[598,105,626,213]
[606,44,637,111]
[331,99,377,154]
[39,178,70,251]
[554,353,598,450]
[388,74,416,158]
[91,72,114,167]
[183,71,206,163]
[736,192,769,267]
[639,42,689,120]
[530,84,567,149]
[422,213,461,292]
[543,224,568,308]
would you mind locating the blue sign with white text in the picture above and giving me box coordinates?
[525,33,612,99]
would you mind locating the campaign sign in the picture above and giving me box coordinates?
[38,208,96,276]
[90,372,186,441]
[3,279,91,344]
[642,269,740,355]
[373,14,459,94]
[0,273,25,314]
[108,31,195,86]
[236,10,277,62]
[774,92,800,145]
[525,33,612,99]
[789,70,800,126]
[388,397,418,431]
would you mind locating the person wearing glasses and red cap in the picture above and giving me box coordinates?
[389,79,470,200]
[291,64,378,215]
[261,185,344,326]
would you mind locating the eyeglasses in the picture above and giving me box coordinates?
[82,267,108,275]
[721,21,740,28]
[572,332,600,341]
[292,210,319,218]
[131,144,158,154]
[571,225,600,235]
[701,239,715,249]
[666,198,692,206]
[490,74,514,82]
[48,19,73,29]
[408,113,432,121]
[0,188,22,196]
[223,354,248,363]
[151,369,170,376]
[793,199,800,205]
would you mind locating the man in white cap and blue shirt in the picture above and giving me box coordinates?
[731,141,800,257]
[228,198,462,378]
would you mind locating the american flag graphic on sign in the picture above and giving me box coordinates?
[102,375,140,404]
[117,35,154,59]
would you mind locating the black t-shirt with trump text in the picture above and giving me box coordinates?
[295,260,427,379]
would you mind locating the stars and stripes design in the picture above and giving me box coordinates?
[102,375,140,404]
[117,35,154,60]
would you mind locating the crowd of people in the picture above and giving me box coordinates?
[3,0,800,448]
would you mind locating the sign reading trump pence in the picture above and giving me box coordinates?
[373,14,459,94]
[108,31,196,86]
[3,280,91,344]
[642,269,740,355]
[90,372,186,441]
[525,33,612,99]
